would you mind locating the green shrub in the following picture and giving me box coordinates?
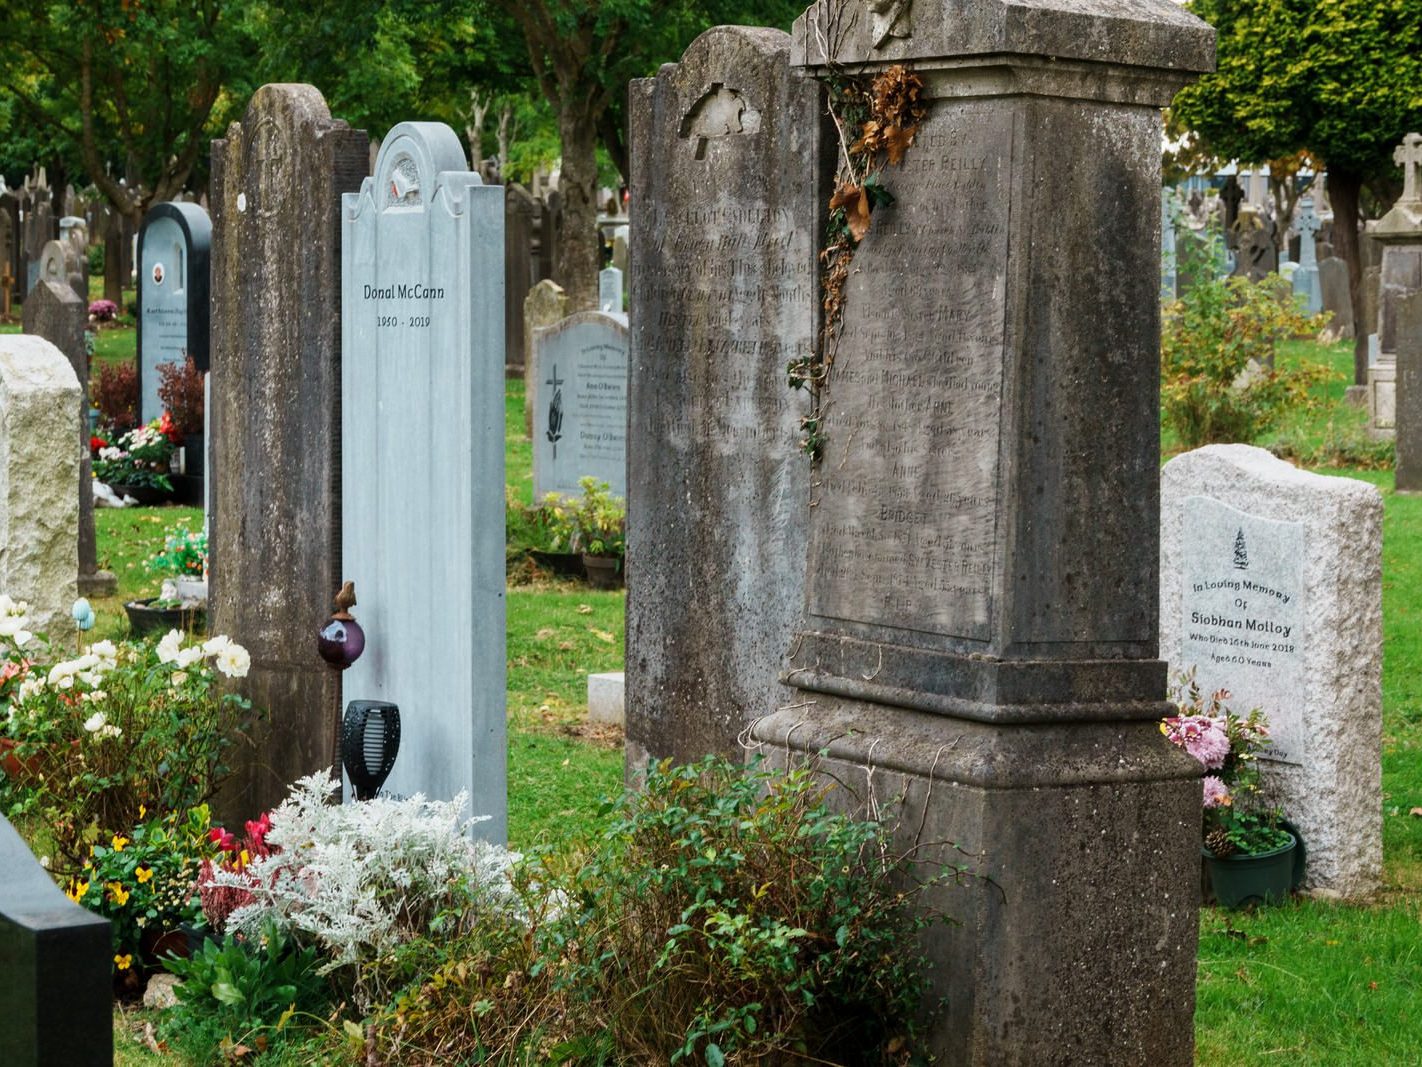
[1269,417,1395,470]
[370,757,955,1065]
[1161,231,1335,448]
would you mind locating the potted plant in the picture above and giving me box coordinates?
[122,524,208,636]
[524,490,584,577]
[93,414,182,504]
[568,476,626,589]
[1163,669,1299,908]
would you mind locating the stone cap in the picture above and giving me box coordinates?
[793,0,1214,77]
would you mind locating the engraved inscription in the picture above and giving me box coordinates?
[805,102,1011,640]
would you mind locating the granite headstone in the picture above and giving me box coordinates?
[1319,256,1353,339]
[1375,133,1422,486]
[137,202,212,423]
[531,311,628,500]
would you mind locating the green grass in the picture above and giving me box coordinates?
[93,322,137,367]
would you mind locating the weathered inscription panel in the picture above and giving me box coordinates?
[1179,495,1305,764]
[806,102,1011,639]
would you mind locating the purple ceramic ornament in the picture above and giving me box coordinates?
[318,581,365,670]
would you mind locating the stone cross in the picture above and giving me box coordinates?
[1220,175,1245,247]
[1396,132,1422,204]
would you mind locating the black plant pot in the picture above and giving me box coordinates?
[111,483,172,507]
[124,597,205,638]
[183,432,204,478]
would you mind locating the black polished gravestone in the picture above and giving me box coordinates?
[136,202,212,425]
[0,815,111,1065]
[751,1,1215,1063]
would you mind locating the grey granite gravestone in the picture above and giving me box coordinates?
[341,122,506,837]
[137,202,212,423]
[0,814,112,1066]
[531,311,628,500]
[505,183,542,371]
[625,25,818,769]
[1160,445,1382,897]
[209,84,369,818]
[597,265,622,312]
[749,2,1214,1062]
[21,280,115,598]
[1375,133,1422,485]
[522,279,568,437]
[1292,197,1322,313]
[1319,256,1353,339]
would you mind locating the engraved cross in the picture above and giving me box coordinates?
[1396,132,1422,203]
[545,365,564,393]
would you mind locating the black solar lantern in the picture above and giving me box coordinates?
[342,700,400,801]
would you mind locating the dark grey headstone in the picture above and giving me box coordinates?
[1234,225,1277,280]
[0,814,112,1065]
[137,202,212,423]
[753,2,1215,1062]
[1320,256,1354,337]
[1396,290,1422,491]
[626,25,819,768]
[21,280,112,595]
[209,84,369,818]
[505,184,543,370]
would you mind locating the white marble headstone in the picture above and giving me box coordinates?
[341,121,506,840]
[531,310,628,500]
[1161,444,1382,898]
[598,266,623,312]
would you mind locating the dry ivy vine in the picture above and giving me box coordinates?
[788,63,926,459]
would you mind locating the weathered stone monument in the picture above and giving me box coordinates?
[1320,255,1354,340]
[21,280,116,598]
[0,814,112,1066]
[626,25,817,768]
[0,334,80,639]
[1160,445,1382,898]
[341,122,507,835]
[531,311,628,500]
[1372,134,1422,459]
[209,84,369,816]
[1292,196,1322,314]
[522,279,568,437]
[137,203,212,424]
[750,2,1215,1061]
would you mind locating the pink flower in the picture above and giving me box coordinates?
[1202,775,1231,809]
[1164,714,1230,770]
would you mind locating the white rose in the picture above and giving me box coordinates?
[176,646,204,668]
[91,640,117,658]
[99,724,122,740]
[156,630,183,665]
[83,711,106,732]
[215,644,251,679]
[202,635,233,657]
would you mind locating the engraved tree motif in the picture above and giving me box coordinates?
[1233,528,1249,570]
[545,363,564,460]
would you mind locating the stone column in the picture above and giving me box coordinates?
[1375,134,1422,469]
[209,84,369,817]
[751,2,1214,1063]
[21,280,116,597]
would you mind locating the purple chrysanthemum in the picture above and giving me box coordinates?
[1202,775,1231,809]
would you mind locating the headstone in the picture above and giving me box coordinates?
[209,84,369,818]
[611,226,629,276]
[340,122,506,835]
[1219,175,1244,247]
[22,186,54,295]
[36,241,66,288]
[59,216,88,302]
[137,203,213,423]
[522,279,568,437]
[597,265,622,312]
[0,334,80,638]
[749,3,1215,1062]
[0,814,112,1066]
[1362,263,1390,433]
[1234,224,1277,281]
[530,311,628,500]
[1292,197,1322,313]
[626,25,817,768]
[0,205,15,308]
[1161,188,1177,300]
[505,184,542,372]
[1374,132,1422,485]
[1160,445,1382,897]
[21,281,116,597]
[1319,256,1353,339]
[587,671,625,725]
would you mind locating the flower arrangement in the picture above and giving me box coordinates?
[92,416,181,492]
[1163,669,1291,857]
[66,804,220,970]
[1,602,254,870]
[197,812,275,933]
[88,299,119,323]
[146,525,207,579]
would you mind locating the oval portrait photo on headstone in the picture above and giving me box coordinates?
[151,262,165,286]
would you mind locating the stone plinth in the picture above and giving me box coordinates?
[751,2,1215,1062]
[587,671,625,725]
[1160,445,1382,898]
[625,26,818,769]
[209,84,368,818]
[0,334,79,639]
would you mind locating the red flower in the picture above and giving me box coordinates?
[158,411,184,445]
[90,435,108,453]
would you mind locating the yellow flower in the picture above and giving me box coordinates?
[138,804,146,818]
[239,849,250,868]
[110,835,129,852]
[108,882,130,906]
[135,867,153,884]
[114,954,132,971]
[67,879,90,902]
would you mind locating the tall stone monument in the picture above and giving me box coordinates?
[1374,133,1422,469]
[626,26,818,768]
[21,280,116,597]
[209,84,369,817]
[751,2,1215,1062]
[1292,196,1322,313]
[341,122,507,837]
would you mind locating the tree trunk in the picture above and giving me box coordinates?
[555,100,601,311]
[497,104,515,182]
[1329,171,1367,385]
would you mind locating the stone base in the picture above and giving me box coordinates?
[78,570,117,598]
[1344,385,1369,408]
[750,697,1201,1067]
[587,671,625,726]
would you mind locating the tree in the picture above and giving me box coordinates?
[494,0,803,309]
[1170,0,1422,384]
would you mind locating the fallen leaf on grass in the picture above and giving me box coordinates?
[558,641,574,651]
[576,604,593,615]
[589,628,615,644]
[1409,807,1422,817]
[534,627,555,640]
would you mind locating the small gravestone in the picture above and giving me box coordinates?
[21,280,115,597]
[1319,256,1353,339]
[598,265,622,312]
[0,815,112,1065]
[1161,445,1382,898]
[0,334,79,638]
[522,279,568,437]
[59,216,87,302]
[531,311,628,500]
[36,240,66,288]
[1292,197,1322,313]
[341,122,506,836]
[1219,175,1244,247]
[137,203,212,424]
[1234,224,1277,281]
[209,84,369,818]
[626,24,816,768]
